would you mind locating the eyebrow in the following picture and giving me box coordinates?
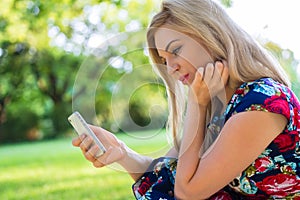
[165,39,179,52]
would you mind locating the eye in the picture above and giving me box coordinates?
[171,46,182,56]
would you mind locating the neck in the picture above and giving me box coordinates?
[225,86,236,104]
[225,78,241,103]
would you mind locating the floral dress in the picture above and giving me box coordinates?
[133,78,300,199]
[209,78,300,199]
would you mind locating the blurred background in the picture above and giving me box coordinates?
[0,0,299,199]
[0,0,167,142]
[0,0,299,143]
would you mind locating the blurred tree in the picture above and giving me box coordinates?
[0,40,43,141]
[0,0,299,143]
[29,50,83,138]
[219,0,233,7]
[0,0,163,142]
[264,41,300,97]
[0,0,88,140]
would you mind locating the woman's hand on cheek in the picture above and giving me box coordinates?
[189,60,229,106]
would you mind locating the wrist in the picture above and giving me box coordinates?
[187,99,208,111]
[116,140,128,164]
[188,90,211,107]
[117,141,153,178]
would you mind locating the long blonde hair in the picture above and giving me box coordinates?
[147,0,291,150]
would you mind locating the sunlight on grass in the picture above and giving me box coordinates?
[0,130,171,200]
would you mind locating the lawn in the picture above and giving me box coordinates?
[0,129,171,200]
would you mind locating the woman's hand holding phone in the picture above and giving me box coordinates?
[70,115,126,168]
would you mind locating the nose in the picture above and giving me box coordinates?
[166,58,180,75]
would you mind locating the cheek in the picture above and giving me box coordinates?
[184,42,213,68]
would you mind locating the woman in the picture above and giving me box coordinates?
[72,0,300,199]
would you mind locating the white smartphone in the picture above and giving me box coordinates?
[68,111,106,155]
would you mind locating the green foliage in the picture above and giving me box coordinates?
[264,41,300,98]
[121,83,168,131]
[0,0,299,144]
[219,0,233,7]
[0,0,163,143]
[0,107,40,143]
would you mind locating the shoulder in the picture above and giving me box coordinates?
[237,78,288,102]
[228,78,294,120]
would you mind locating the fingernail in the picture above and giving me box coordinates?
[95,150,104,158]
[80,134,86,140]
[198,67,204,74]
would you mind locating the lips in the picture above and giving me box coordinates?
[179,73,190,84]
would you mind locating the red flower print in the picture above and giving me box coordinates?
[281,165,295,175]
[293,107,299,127]
[254,157,272,173]
[291,92,300,108]
[256,174,300,197]
[247,104,265,111]
[288,130,299,135]
[235,88,245,95]
[264,95,290,119]
[208,190,232,200]
[273,134,296,152]
[137,177,153,196]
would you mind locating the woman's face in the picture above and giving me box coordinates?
[154,26,213,85]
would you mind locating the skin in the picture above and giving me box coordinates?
[154,26,287,199]
[72,26,288,199]
[72,125,153,181]
[154,27,213,86]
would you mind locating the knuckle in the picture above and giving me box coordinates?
[84,151,95,161]
[84,135,92,142]
[72,138,80,146]
[80,140,87,147]
[79,143,86,151]
[93,161,104,168]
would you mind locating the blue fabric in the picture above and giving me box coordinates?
[132,157,177,200]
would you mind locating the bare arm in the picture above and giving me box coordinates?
[116,143,154,181]
[174,62,288,199]
[175,110,287,199]
[118,143,178,181]
[165,146,179,157]
[175,101,207,185]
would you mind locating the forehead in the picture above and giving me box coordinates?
[154,27,194,51]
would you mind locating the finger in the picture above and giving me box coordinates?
[215,61,224,75]
[93,147,113,167]
[88,124,99,134]
[211,61,224,83]
[204,63,214,81]
[85,143,101,161]
[93,159,105,168]
[72,134,86,147]
[93,146,116,167]
[72,136,81,147]
[88,125,108,143]
[80,134,94,153]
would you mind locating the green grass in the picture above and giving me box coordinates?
[0,130,171,200]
